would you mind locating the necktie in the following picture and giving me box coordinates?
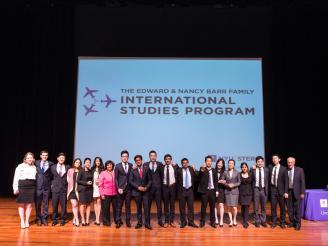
[273,166,277,187]
[124,163,128,173]
[166,165,170,185]
[208,169,213,189]
[289,169,293,188]
[58,165,63,177]
[41,162,45,174]
[184,168,189,189]
[139,167,143,178]
[259,168,262,189]
[152,162,155,173]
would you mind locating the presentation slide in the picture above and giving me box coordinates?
[75,58,264,169]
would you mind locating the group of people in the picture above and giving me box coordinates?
[13,150,305,231]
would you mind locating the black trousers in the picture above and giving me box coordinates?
[117,190,131,223]
[51,191,67,222]
[200,189,216,224]
[253,188,267,224]
[135,193,150,225]
[101,195,117,225]
[241,205,249,225]
[179,188,195,224]
[148,186,162,223]
[287,189,301,227]
[163,184,176,223]
[35,188,50,222]
[270,186,286,224]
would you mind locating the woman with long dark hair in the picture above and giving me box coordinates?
[92,157,104,225]
[215,158,225,227]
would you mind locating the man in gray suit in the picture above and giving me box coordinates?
[252,156,269,227]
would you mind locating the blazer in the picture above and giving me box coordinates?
[50,164,70,193]
[143,161,163,188]
[77,168,93,192]
[35,160,54,190]
[288,166,306,199]
[197,167,218,194]
[115,162,133,191]
[251,166,270,196]
[67,168,79,200]
[129,165,152,197]
[176,166,197,194]
[222,169,241,195]
[268,164,289,196]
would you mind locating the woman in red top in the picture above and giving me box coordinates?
[99,160,117,226]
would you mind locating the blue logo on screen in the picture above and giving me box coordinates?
[82,86,116,116]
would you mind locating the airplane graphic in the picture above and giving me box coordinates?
[101,94,117,108]
[83,87,98,99]
[83,104,98,116]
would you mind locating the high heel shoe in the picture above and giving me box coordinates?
[25,221,30,228]
[233,223,237,227]
[20,221,25,229]
[219,223,224,227]
[82,222,86,226]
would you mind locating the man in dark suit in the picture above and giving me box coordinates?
[198,155,218,228]
[160,154,178,228]
[143,150,164,227]
[50,153,70,226]
[129,155,152,229]
[35,150,54,226]
[269,154,289,228]
[251,156,269,227]
[115,150,133,228]
[177,158,198,228]
[286,157,306,230]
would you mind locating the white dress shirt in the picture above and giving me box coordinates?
[271,164,280,186]
[255,167,265,188]
[163,165,176,185]
[13,163,37,192]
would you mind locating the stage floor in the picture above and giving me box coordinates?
[0,198,327,245]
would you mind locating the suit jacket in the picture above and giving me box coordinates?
[222,169,241,195]
[35,160,54,190]
[176,166,197,195]
[143,161,163,188]
[288,166,306,199]
[129,165,152,197]
[77,168,93,192]
[251,166,270,196]
[115,162,133,192]
[50,164,70,193]
[268,164,289,196]
[159,164,178,186]
[197,167,218,194]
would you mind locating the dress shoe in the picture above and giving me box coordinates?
[261,222,268,227]
[145,224,152,230]
[52,221,58,226]
[126,221,131,228]
[287,223,294,228]
[180,223,187,228]
[163,223,169,228]
[42,220,48,226]
[188,223,199,228]
[170,223,177,228]
[37,221,42,226]
[255,223,260,228]
[158,222,164,227]
[271,224,277,229]
[60,221,65,226]
[135,223,142,229]
[199,222,205,228]
[280,224,286,229]
[210,223,217,228]
[295,225,301,231]
[116,222,122,229]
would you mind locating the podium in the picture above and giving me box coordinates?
[301,189,328,221]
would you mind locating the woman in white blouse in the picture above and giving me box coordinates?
[12,152,37,229]
[92,157,104,225]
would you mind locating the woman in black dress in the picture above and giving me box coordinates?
[215,158,225,227]
[78,158,93,226]
[67,158,82,226]
[239,162,253,228]
[12,152,37,229]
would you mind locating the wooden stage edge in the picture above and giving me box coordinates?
[0,198,327,245]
